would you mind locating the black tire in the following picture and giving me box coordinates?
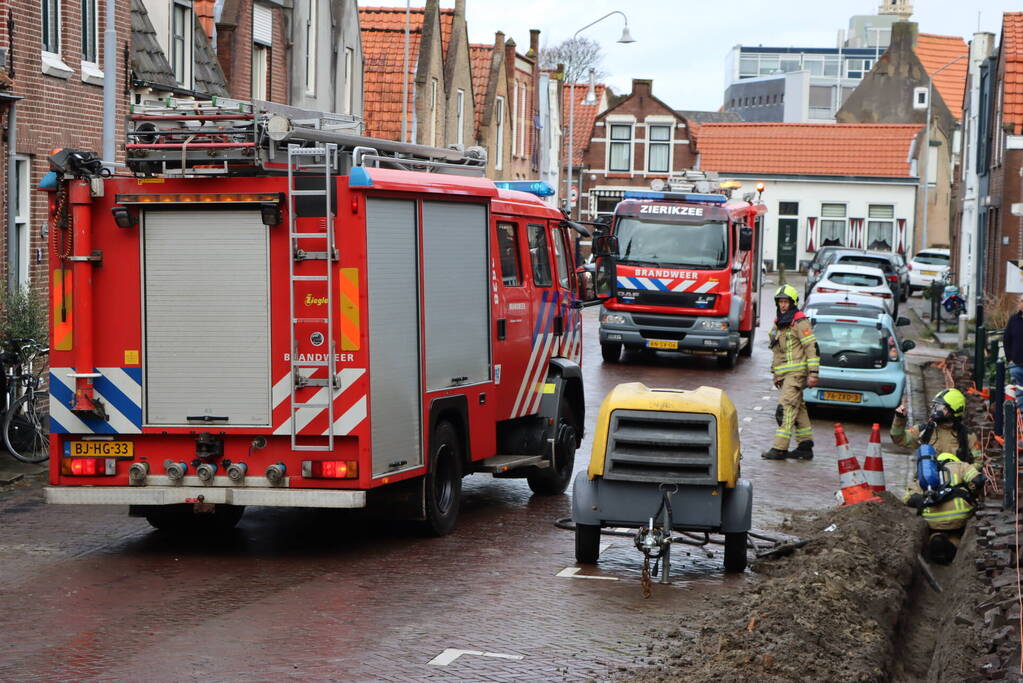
[145,504,245,533]
[3,391,49,464]
[600,341,622,363]
[724,531,748,572]
[527,395,578,495]
[739,327,755,357]
[422,420,463,536]
[717,349,738,369]
[575,523,601,564]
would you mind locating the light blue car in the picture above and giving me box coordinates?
[802,304,915,417]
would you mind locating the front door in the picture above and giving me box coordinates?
[777,218,798,270]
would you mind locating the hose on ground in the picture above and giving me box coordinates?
[554,517,802,552]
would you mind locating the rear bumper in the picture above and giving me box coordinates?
[909,271,945,288]
[44,486,367,508]
[803,385,902,410]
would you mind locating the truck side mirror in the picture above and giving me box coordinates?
[594,256,617,301]
[592,234,618,257]
[575,268,595,302]
[738,226,753,252]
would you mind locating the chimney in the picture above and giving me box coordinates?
[494,31,505,52]
[505,37,517,82]
[889,20,918,52]
[528,29,540,59]
[455,0,465,19]
[631,79,653,100]
[194,0,216,42]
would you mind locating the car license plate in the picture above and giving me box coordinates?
[821,391,861,403]
[922,270,937,276]
[66,441,134,458]
[648,339,679,350]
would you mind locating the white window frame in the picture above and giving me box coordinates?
[608,123,633,173]
[494,95,505,171]
[251,43,268,100]
[511,81,518,157]
[41,0,73,79]
[646,123,672,173]
[926,145,938,185]
[866,204,895,252]
[456,89,465,146]
[304,0,317,95]
[819,202,848,247]
[518,81,527,157]
[80,0,105,85]
[343,47,354,115]
[171,1,193,88]
[42,0,60,53]
[14,156,31,288]
[430,78,438,147]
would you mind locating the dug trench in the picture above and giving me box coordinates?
[624,493,991,682]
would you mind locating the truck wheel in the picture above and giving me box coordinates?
[575,523,601,563]
[739,328,755,357]
[421,421,463,536]
[527,395,577,495]
[600,341,621,363]
[145,504,245,534]
[717,349,738,369]
[724,531,748,572]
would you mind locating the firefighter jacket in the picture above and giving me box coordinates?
[902,460,983,530]
[890,415,983,463]
[769,312,819,378]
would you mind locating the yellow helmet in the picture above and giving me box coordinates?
[774,284,800,306]
[937,452,960,463]
[932,388,966,420]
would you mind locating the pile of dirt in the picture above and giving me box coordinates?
[629,494,927,682]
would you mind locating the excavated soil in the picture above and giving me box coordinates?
[628,493,929,682]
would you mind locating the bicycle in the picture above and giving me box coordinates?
[2,338,50,464]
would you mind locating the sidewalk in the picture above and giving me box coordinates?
[0,456,46,486]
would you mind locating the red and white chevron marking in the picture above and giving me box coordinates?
[272,367,367,436]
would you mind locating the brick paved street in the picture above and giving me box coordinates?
[0,281,919,681]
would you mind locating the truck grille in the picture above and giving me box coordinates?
[626,291,717,309]
[632,314,696,328]
[603,409,717,485]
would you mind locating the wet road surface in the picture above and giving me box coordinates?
[0,283,913,681]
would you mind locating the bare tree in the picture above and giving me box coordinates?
[539,37,608,85]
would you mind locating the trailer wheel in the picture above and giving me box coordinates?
[527,395,577,495]
[724,531,748,572]
[739,327,755,357]
[600,342,621,363]
[421,421,463,536]
[575,523,601,564]
[144,504,245,534]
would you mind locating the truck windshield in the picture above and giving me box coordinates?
[615,218,727,269]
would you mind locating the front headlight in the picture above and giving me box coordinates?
[600,313,627,325]
[697,320,729,330]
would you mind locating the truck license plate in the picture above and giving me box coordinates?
[648,340,679,350]
[821,391,861,403]
[66,441,134,458]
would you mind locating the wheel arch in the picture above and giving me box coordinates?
[544,358,585,445]
[427,395,471,467]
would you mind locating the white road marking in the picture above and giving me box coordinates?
[762,395,771,400]
[743,416,753,422]
[428,649,524,666]
[556,567,619,580]
[599,542,612,553]
[753,406,762,411]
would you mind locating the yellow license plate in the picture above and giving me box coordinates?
[822,391,861,403]
[67,441,134,458]
[648,339,679,350]
[922,270,937,276]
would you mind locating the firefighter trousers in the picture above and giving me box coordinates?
[773,373,812,451]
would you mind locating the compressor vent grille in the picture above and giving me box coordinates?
[603,409,717,484]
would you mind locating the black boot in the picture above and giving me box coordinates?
[927,533,957,565]
[791,440,814,461]
[761,447,789,460]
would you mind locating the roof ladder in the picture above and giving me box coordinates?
[286,143,339,452]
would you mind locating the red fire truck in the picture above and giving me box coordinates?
[42,98,590,535]
[594,189,766,368]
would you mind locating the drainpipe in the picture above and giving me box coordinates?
[6,100,16,290]
[68,180,103,418]
[102,0,116,164]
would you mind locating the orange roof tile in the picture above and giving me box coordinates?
[915,33,969,120]
[696,123,923,178]
[1002,13,1023,134]
[469,44,493,135]
[561,83,605,166]
[359,6,454,141]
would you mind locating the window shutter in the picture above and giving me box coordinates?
[868,204,894,219]
[821,203,846,218]
[253,5,273,46]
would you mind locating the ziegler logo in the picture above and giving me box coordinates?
[639,205,704,216]
[305,294,328,306]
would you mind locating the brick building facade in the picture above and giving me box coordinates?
[216,0,289,104]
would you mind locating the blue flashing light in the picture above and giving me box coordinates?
[348,166,374,188]
[494,180,555,197]
[622,190,726,204]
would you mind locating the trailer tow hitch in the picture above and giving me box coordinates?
[634,484,676,598]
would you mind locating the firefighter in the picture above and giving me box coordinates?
[891,388,983,464]
[903,451,985,564]
[762,285,819,460]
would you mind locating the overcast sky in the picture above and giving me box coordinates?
[408,1,1021,111]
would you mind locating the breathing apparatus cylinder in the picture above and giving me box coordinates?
[916,444,940,491]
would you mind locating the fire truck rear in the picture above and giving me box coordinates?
[594,189,766,368]
[42,98,591,535]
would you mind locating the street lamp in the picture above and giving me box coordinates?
[918,54,965,251]
[566,11,635,222]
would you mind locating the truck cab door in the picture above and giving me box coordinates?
[551,224,581,363]
[492,218,533,419]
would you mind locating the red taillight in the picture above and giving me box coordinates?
[303,460,359,479]
[61,458,116,476]
[878,292,892,299]
[906,264,913,270]
[886,275,897,282]
[888,337,899,361]
[835,318,860,323]
[880,383,896,394]
[815,287,840,293]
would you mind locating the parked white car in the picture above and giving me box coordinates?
[810,264,895,314]
[804,290,889,317]
[908,248,950,292]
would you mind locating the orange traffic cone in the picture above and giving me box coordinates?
[835,423,881,506]
[862,423,886,493]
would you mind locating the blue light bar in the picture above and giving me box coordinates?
[622,190,727,204]
[495,180,555,197]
